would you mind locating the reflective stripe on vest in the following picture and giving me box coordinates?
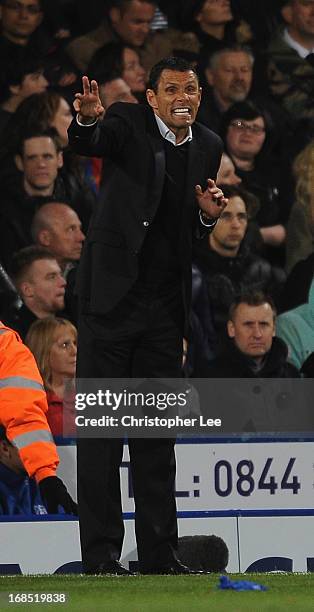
[12,429,54,450]
[0,376,44,391]
[0,329,8,335]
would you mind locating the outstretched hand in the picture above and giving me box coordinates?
[73,75,105,122]
[195,179,228,219]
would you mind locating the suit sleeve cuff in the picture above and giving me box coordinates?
[199,209,218,228]
[76,114,98,127]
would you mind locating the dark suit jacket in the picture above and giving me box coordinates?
[68,102,223,316]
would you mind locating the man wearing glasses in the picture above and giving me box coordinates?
[0,0,43,49]
[0,0,78,90]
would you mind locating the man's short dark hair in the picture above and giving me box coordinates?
[16,128,62,156]
[217,184,259,219]
[10,246,57,287]
[148,56,199,92]
[229,290,276,322]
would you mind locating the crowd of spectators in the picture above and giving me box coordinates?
[1,0,314,516]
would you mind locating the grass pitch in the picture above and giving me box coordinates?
[0,573,313,611]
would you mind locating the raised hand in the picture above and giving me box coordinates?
[73,75,105,122]
[195,178,228,219]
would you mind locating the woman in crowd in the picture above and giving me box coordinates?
[26,317,77,438]
[88,41,147,99]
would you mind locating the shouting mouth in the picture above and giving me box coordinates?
[172,107,191,118]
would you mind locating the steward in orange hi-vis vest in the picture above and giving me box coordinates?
[0,322,77,514]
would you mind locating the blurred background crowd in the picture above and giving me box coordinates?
[1,0,314,514]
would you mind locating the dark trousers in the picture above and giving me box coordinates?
[76,282,184,571]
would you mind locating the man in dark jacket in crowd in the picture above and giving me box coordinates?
[190,184,281,372]
[205,290,300,378]
[0,129,93,269]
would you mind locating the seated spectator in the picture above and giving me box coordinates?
[26,317,77,437]
[216,151,242,186]
[65,0,156,73]
[0,128,93,268]
[220,101,292,260]
[76,71,137,195]
[88,41,146,98]
[276,275,314,373]
[0,57,48,133]
[265,0,314,122]
[190,185,281,370]
[4,246,66,340]
[197,44,254,133]
[286,141,314,272]
[89,73,137,113]
[177,534,229,573]
[0,425,47,515]
[0,0,78,92]
[31,202,85,273]
[205,290,300,377]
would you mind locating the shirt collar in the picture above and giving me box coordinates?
[154,113,193,146]
[283,27,314,58]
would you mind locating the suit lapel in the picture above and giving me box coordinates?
[185,133,207,208]
[146,110,166,215]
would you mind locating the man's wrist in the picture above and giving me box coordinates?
[76,113,98,127]
[199,209,218,228]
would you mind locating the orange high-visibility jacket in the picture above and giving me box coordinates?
[0,322,59,483]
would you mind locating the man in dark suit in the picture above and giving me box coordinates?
[68,56,226,575]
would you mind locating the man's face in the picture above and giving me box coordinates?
[195,0,232,27]
[206,52,252,107]
[99,77,137,109]
[146,69,201,136]
[0,0,43,42]
[109,0,155,47]
[41,205,85,264]
[226,116,266,160]
[122,47,146,92]
[22,258,66,313]
[210,195,247,255]
[217,153,242,186]
[282,0,314,38]
[227,302,275,359]
[15,136,63,193]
